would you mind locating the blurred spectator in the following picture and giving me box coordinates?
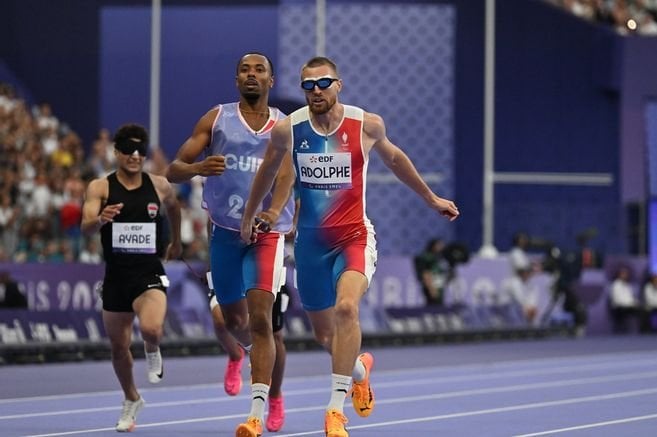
[144,146,170,176]
[51,130,81,168]
[26,171,53,218]
[87,128,116,177]
[641,272,657,332]
[181,238,209,262]
[40,125,59,156]
[60,167,86,247]
[576,231,601,269]
[0,271,27,309]
[34,102,59,132]
[0,83,17,112]
[549,0,657,35]
[0,192,19,253]
[508,233,542,324]
[43,240,65,263]
[563,0,597,20]
[501,267,539,325]
[188,175,205,217]
[542,242,589,336]
[79,237,103,264]
[609,265,641,333]
[509,232,533,274]
[649,0,657,18]
[59,239,77,263]
[414,238,449,306]
[631,0,657,34]
[179,196,198,251]
[64,167,86,203]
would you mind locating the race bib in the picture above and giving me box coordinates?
[297,152,352,190]
[112,222,156,254]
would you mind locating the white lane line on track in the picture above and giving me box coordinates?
[3,354,657,406]
[16,373,657,434]
[513,413,657,437]
[6,368,657,421]
[29,386,647,437]
[274,388,657,437]
[5,369,657,420]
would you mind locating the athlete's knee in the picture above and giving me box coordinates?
[312,327,333,351]
[315,334,332,351]
[108,340,131,360]
[224,312,249,333]
[249,311,272,338]
[334,298,359,323]
[140,323,163,344]
[273,329,284,343]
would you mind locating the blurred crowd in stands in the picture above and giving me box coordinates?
[548,0,657,35]
[0,82,208,265]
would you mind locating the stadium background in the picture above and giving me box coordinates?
[4,0,656,255]
[1,0,657,359]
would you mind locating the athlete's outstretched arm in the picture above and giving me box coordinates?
[166,108,226,183]
[241,118,293,242]
[365,112,459,221]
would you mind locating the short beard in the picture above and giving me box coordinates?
[309,105,329,115]
[308,99,333,115]
[242,91,261,103]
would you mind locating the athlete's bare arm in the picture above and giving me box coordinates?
[241,117,294,242]
[166,108,226,183]
[259,151,295,227]
[364,112,459,221]
[81,178,124,235]
[151,173,183,260]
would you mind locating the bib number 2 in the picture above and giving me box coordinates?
[227,194,244,219]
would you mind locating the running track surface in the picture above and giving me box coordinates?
[1,335,656,436]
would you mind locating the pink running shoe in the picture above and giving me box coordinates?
[224,348,244,396]
[266,395,285,432]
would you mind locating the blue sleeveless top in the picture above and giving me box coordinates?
[201,102,294,233]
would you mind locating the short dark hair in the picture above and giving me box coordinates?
[236,52,275,76]
[301,56,339,77]
[113,123,148,147]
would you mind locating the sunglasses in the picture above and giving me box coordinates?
[301,77,338,91]
[115,138,148,157]
[117,149,147,157]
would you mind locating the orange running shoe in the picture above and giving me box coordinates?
[224,348,244,396]
[350,352,375,417]
[266,394,285,432]
[324,409,348,437]
[235,416,262,437]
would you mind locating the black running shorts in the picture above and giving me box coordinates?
[101,262,168,312]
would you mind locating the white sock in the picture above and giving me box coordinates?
[352,356,366,382]
[249,383,269,421]
[328,373,352,412]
